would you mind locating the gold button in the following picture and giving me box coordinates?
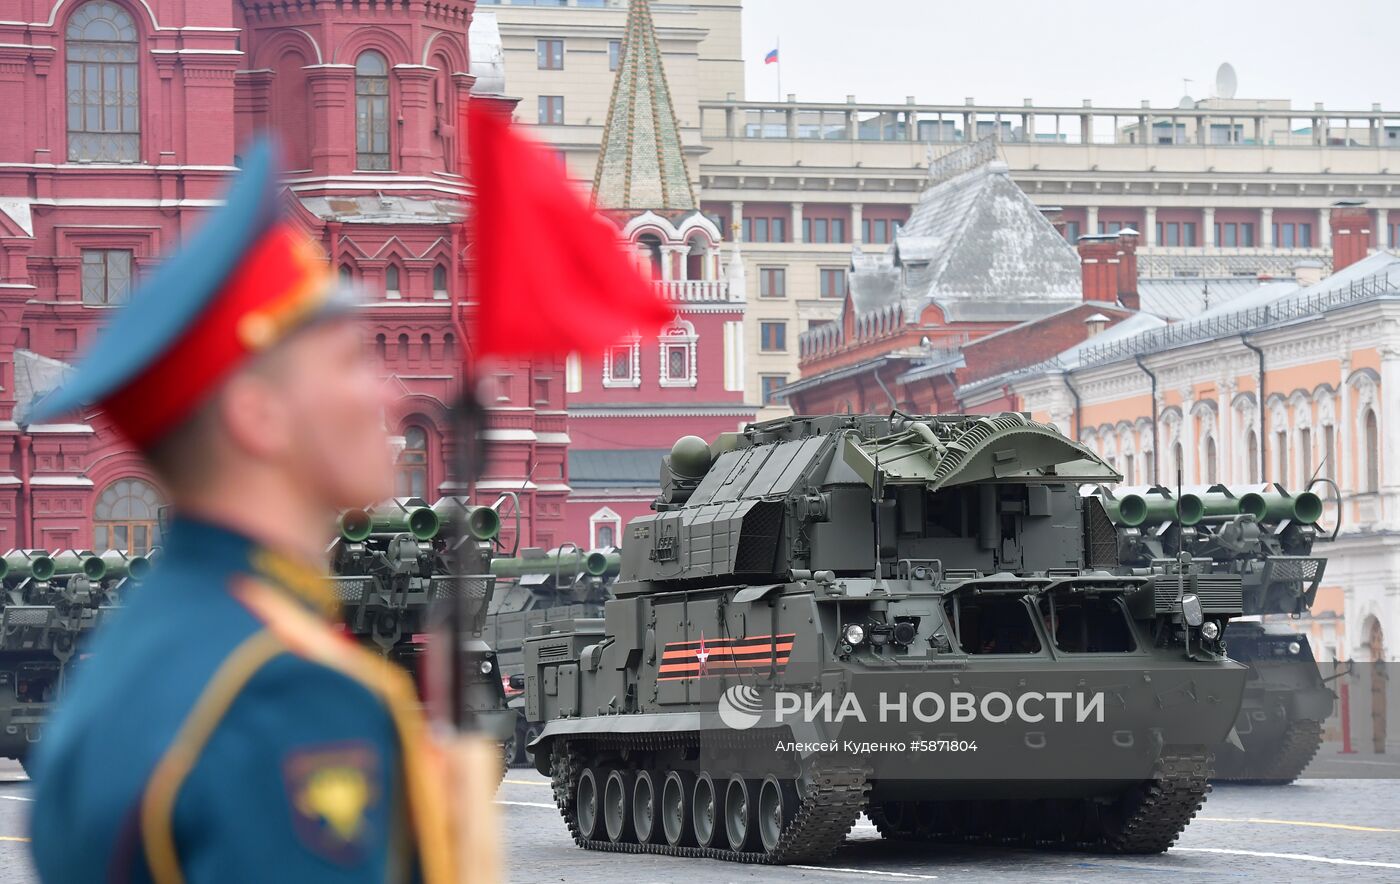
[238,312,278,350]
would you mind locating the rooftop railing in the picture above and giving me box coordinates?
[700,99,1400,149]
[1075,267,1399,368]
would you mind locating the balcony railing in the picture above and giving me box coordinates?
[656,279,740,303]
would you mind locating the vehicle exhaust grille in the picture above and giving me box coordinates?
[1082,496,1119,569]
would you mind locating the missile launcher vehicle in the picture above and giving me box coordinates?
[0,548,149,768]
[1092,482,1335,783]
[329,497,515,747]
[486,545,619,764]
[524,413,1248,863]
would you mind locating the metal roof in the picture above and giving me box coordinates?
[568,449,668,489]
[1136,275,1278,321]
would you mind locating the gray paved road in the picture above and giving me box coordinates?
[4,758,1400,882]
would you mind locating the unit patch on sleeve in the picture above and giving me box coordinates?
[283,741,381,864]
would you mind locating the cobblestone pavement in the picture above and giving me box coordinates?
[4,757,1400,882]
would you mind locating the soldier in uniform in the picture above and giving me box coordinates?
[25,142,455,883]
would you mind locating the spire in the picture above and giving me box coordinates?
[592,0,696,212]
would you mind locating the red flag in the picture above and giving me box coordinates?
[464,100,674,360]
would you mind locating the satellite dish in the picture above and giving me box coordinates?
[1216,62,1238,100]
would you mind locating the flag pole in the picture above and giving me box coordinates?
[776,37,782,101]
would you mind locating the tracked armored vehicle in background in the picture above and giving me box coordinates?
[1092,483,1334,783]
[486,546,618,765]
[0,548,149,769]
[328,497,516,748]
[525,413,1248,864]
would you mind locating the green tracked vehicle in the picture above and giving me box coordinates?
[524,413,1248,864]
[1091,482,1335,783]
[0,549,148,769]
[328,496,516,748]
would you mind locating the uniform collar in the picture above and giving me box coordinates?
[163,515,339,621]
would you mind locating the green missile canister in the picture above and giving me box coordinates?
[52,550,107,581]
[430,497,502,541]
[490,548,620,580]
[4,549,55,582]
[1237,489,1324,525]
[369,500,442,541]
[100,549,153,581]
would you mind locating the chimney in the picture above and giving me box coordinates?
[1077,233,1119,303]
[1294,259,1324,286]
[1083,312,1111,337]
[1330,201,1371,272]
[1116,228,1140,310]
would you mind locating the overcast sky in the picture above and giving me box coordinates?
[741,0,1398,111]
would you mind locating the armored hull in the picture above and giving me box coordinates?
[527,414,1247,862]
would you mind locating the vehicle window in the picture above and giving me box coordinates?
[944,595,1041,654]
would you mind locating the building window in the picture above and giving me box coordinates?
[863,218,898,244]
[819,268,847,299]
[1063,221,1081,243]
[396,426,429,499]
[433,263,448,298]
[589,506,621,550]
[537,38,564,70]
[1274,223,1313,248]
[538,95,565,125]
[375,333,387,361]
[1365,409,1380,492]
[1203,436,1218,484]
[760,374,788,405]
[385,264,401,298]
[742,216,786,243]
[81,248,132,305]
[658,321,697,388]
[1322,424,1336,480]
[760,321,787,352]
[603,340,640,388]
[66,1,140,163]
[1298,426,1312,485]
[759,267,786,298]
[1275,429,1288,485]
[1244,430,1258,482]
[803,217,846,244]
[665,345,688,380]
[355,51,391,170]
[608,40,622,71]
[94,478,163,554]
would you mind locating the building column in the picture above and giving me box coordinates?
[1318,208,1332,250]
[1144,206,1158,247]
[393,66,438,175]
[792,202,804,244]
[1215,375,1237,481]
[1086,206,1099,236]
[1261,207,1275,247]
[1339,355,1352,493]
[730,201,744,242]
[1378,208,1390,249]
[1180,391,1196,484]
[1381,344,1400,526]
[852,202,865,245]
[1203,207,1216,248]
[306,65,356,177]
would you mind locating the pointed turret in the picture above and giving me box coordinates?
[592,0,696,212]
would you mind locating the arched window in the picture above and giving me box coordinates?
[1171,441,1184,483]
[355,51,391,170]
[339,263,354,283]
[67,1,140,162]
[1204,436,1218,484]
[385,264,401,298]
[1244,429,1259,482]
[397,333,409,361]
[1365,409,1380,492]
[444,332,456,361]
[94,478,163,553]
[420,332,432,361]
[374,333,386,361]
[396,426,429,498]
[433,264,449,298]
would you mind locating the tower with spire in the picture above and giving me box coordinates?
[561,0,753,550]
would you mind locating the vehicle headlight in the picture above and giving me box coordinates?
[843,623,867,646]
[1200,621,1220,641]
[1288,641,1302,655]
[479,659,494,675]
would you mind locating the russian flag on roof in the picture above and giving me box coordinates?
[764,48,778,64]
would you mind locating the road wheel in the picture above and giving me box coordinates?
[661,770,696,847]
[633,770,660,843]
[758,774,798,855]
[692,771,720,848]
[724,775,760,853]
[603,769,637,843]
[523,724,542,768]
[576,767,602,841]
